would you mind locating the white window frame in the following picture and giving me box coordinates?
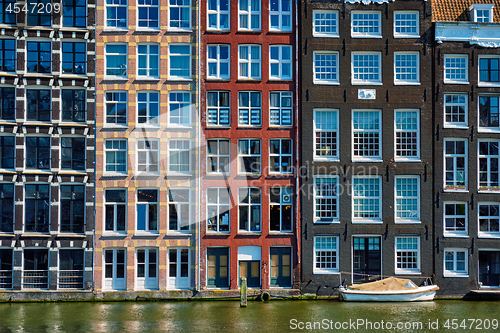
[136,138,159,174]
[352,110,382,161]
[443,201,468,237]
[269,91,292,127]
[103,248,126,291]
[25,134,51,171]
[444,139,468,191]
[104,139,127,174]
[269,0,292,31]
[238,187,261,233]
[269,45,292,80]
[207,91,230,127]
[395,236,421,274]
[313,175,339,223]
[207,44,230,80]
[478,202,500,238]
[443,248,468,277]
[168,44,192,80]
[313,51,339,85]
[351,11,381,38]
[478,56,500,87]
[104,91,128,126]
[394,51,420,85]
[168,91,191,127]
[136,188,159,233]
[269,187,293,232]
[394,109,420,161]
[207,0,230,31]
[207,138,230,174]
[137,0,160,30]
[444,55,469,84]
[136,91,160,126]
[238,138,261,175]
[238,91,261,126]
[105,0,128,29]
[478,95,500,132]
[168,139,191,174]
[470,4,494,23]
[269,138,292,174]
[207,187,230,233]
[105,43,128,79]
[313,109,339,161]
[312,10,339,38]
[478,140,500,191]
[352,175,382,223]
[168,0,192,31]
[313,236,339,274]
[60,135,86,172]
[351,52,382,85]
[135,247,159,291]
[393,11,419,38]
[443,93,468,128]
[394,176,420,223]
[168,188,191,232]
[238,0,261,31]
[238,44,261,80]
[103,188,127,234]
[137,43,159,79]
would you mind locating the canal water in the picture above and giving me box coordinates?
[0,300,499,332]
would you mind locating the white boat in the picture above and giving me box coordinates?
[338,277,439,302]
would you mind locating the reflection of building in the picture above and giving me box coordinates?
[199,0,300,293]
[432,0,500,294]
[300,0,434,294]
[93,1,199,295]
[0,1,94,297]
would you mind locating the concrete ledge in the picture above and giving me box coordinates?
[0,291,94,302]
[463,290,500,301]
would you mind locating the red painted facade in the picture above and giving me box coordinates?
[200,0,300,290]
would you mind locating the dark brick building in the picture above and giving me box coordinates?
[300,0,434,295]
[0,0,95,295]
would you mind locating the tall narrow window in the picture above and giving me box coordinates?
[0,183,14,233]
[269,139,292,174]
[22,249,49,289]
[137,189,158,232]
[25,184,50,232]
[27,0,51,26]
[207,188,230,232]
[0,248,13,289]
[444,249,468,276]
[105,139,127,173]
[395,176,420,222]
[0,136,15,169]
[26,136,50,170]
[313,51,338,84]
[26,89,51,121]
[169,139,190,173]
[479,96,499,130]
[314,236,339,273]
[61,137,86,171]
[169,91,191,126]
[478,203,500,237]
[207,0,229,30]
[137,0,159,29]
[352,110,381,160]
[269,0,291,31]
[395,237,420,274]
[394,52,419,84]
[26,41,52,74]
[136,248,158,290]
[137,139,159,173]
[239,0,260,31]
[104,189,126,233]
[137,91,159,125]
[62,42,86,75]
[238,139,261,174]
[105,44,127,77]
[169,0,191,30]
[479,141,500,190]
[0,0,16,25]
[60,185,85,233]
[352,176,382,222]
[58,249,84,289]
[269,92,292,126]
[238,187,261,232]
[444,55,468,84]
[103,248,126,291]
[444,202,467,237]
[63,0,87,28]
[395,110,420,161]
[238,91,261,126]
[351,52,381,84]
[207,91,230,126]
[137,44,159,78]
[207,139,230,174]
[269,45,292,80]
[444,94,468,128]
[105,0,127,28]
[479,57,500,84]
[238,45,261,80]
[0,87,15,121]
[61,89,85,122]
[168,188,190,231]
[270,187,292,232]
[105,91,127,125]
[0,39,15,72]
[314,176,338,222]
[207,44,230,80]
[393,11,418,38]
[444,139,467,190]
[314,110,338,160]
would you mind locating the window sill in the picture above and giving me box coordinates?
[313,157,340,162]
[269,125,293,129]
[58,27,89,32]
[395,271,421,275]
[478,189,500,193]
[238,173,262,177]
[351,82,383,86]
[135,77,160,81]
[166,78,193,82]
[478,233,500,239]
[167,28,193,33]
[103,172,128,177]
[478,83,500,88]
[394,82,421,86]
[167,172,193,177]
[443,273,469,278]
[206,77,231,81]
[313,81,340,85]
[103,76,128,81]
[0,72,17,77]
[101,232,127,237]
[58,122,88,127]
[0,233,14,237]
[394,158,421,163]
[23,170,52,175]
[59,74,89,79]
[0,169,16,174]
[205,172,231,176]
[313,34,340,38]
[444,81,469,85]
[205,125,231,129]
[313,270,340,275]
[23,73,54,78]
[236,78,262,82]
[443,124,469,129]
[268,173,294,176]
[313,219,340,224]
[166,231,192,236]
[135,124,161,130]
[24,26,54,31]
[58,170,87,175]
[478,128,500,134]
[352,220,383,224]
[102,28,129,32]
[21,233,51,237]
[443,188,468,193]
[351,35,383,38]
[394,35,420,39]
[56,233,86,238]
[269,231,294,235]
[0,120,16,125]
[134,172,161,177]
[443,233,469,238]
[102,124,129,129]
[352,158,383,163]
[395,220,421,224]
[268,78,293,82]
[167,125,192,129]
[237,125,262,129]
[237,232,262,235]
[133,232,160,236]
[206,29,231,33]
[22,121,53,126]
[206,231,230,235]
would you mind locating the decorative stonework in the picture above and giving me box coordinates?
[358,89,376,99]
[345,0,394,4]
[435,22,500,48]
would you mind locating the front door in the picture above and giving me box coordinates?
[207,247,229,288]
[479,251,500,287]
[136,248,158,290]
[239,260,260,288]
[270,247,292,287]
[104,249,126,291]
[168,248,190,289]
[353,237,381,283]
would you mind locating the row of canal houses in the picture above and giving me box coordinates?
[0,0,499,299]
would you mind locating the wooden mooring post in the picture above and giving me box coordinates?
[240,278,247,307]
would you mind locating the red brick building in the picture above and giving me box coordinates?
[199,0,300,292]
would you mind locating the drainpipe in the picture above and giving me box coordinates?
[92,22,98,293]
[197,0,201,293]
[294,0,300,285]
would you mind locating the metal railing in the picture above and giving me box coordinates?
[0,270,13,289]
[58,270,84,289]
[22,270,49,289]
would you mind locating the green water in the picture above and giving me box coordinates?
[0,300,499,332]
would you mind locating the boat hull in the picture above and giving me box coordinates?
[339,285,439,302]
